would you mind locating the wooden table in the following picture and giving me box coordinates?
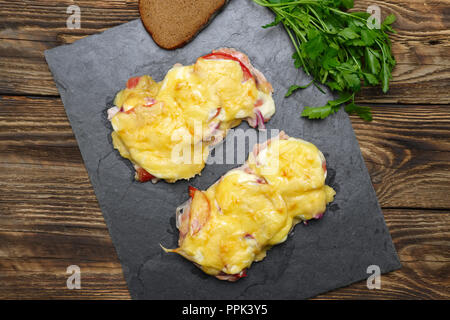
[0,0,449,299]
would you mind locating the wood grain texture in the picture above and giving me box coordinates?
[352,0,450,104]
[0,0,449,300]
[350,105,450,209]
[1,204,448,299]
[1,96,449,209]
[0,95,449,299]
[0,0,449,103]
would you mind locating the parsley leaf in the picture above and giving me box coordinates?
[339,27,360,40]
[301,104,340,119]
[344,103,373,121]
[285,81,314,97]
[383,14,396,26]
[302,92,353,119]
[253,0,396,121]
[262,15,283,28]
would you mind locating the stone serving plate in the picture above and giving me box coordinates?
[45,0,400,299]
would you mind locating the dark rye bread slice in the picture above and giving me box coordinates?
[139,0,229,50]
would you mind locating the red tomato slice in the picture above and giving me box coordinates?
[244,233,255,240]
[236,269,247,279]
[211,107,221,120]
[254,99,264,107]
[119,107,135,114]
[217,268,247,281]
[126,76,141,89]
[188,186,198,198]
[136,168,155,182]
[201,52,253,82]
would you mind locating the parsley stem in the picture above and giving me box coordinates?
[322,70,328,83]
[284,15,307,42]
[282,11,328,34]
[306,5,330,32]
[327,7,367,22]
[253,0,321,7]
[284,23,309,75]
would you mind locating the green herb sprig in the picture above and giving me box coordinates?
[253,0,396,121]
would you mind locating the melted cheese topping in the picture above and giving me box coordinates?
[111,104,207,181]
[110,59,274,182]
[170,136,335,277]
[255,91,276,120]
[177,170,289,275]
[249,138,335,220]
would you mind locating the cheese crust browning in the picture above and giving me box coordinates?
[164,132,336,281]
[108,48,275,183]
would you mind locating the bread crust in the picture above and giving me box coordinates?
[139,0,229,50]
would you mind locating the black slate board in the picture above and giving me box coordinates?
[45,0,400,299]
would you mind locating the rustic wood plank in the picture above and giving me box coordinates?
[0,39,58,96]
[0,95,449,298]
[0,208,448,299]
[353,0,450,104]
[0,0,448,103]
[349,105,450,209]
[0,0,449,299]
[0,96,449,299]
[0,232,131,299]
[1,96,449,209]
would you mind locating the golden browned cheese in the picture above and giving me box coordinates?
[167,136,336,278]
[110,59,275,182]
[249,138,335,220]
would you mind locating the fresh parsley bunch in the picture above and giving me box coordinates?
[253,0,396,121]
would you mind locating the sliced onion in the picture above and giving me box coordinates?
[255,109,266,130]
[318,151,327,179]
[204,121,223,146]
[209,121,221,132]
[107,106,120,120]
[247,116,257,128]
[144,97,157,106]
[208,108,222,121]
[176,199,192,230]
[314,213,324,220]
